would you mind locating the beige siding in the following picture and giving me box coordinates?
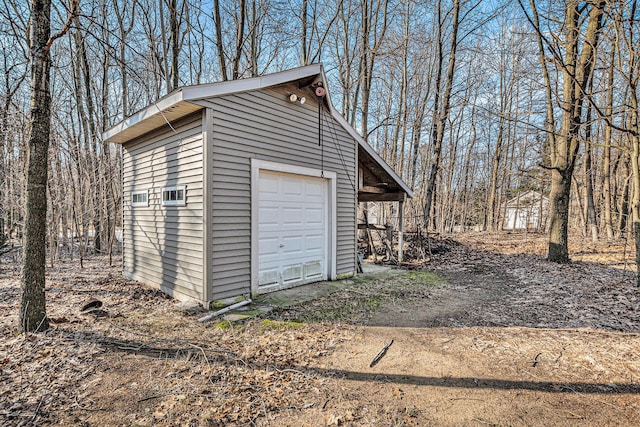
[208,87,357,299]
[122,113,205,301]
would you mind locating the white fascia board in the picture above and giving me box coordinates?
[102,90,186,142]
[182,64,323,102]
[103,64,324,143]
[326,103,414,198]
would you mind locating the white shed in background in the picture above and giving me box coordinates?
[503,190,548,231]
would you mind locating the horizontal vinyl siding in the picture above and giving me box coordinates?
[122,113,205,302]
[209,87,356,299]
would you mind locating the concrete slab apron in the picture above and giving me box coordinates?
[218,263,393,322]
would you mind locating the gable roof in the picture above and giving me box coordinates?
[505,190,549,207]
[102,64,412,198]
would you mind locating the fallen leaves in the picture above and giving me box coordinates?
[414,233,640,333]
[2,232,640,426]
[0,256,353,426]
[326,411,355,426]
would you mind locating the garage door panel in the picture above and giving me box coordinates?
[260,269,280,286]
[260,174,279,193]
[304,261,323,280]
[282,236,303,253]
[282,265,303,284]
[259,206,279,225]
[306,208,324,224]
[283,208,303,225]
[259,237,280,257]
[258,170,327,290]
[305,180,324,193]
[305,234,324,251]
[282,177,302,195]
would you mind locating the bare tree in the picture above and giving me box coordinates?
[21,0,77,333]
[610,0,640,284]
[359,0,389,138]
[423,0,460,230]
[602,45,615,240]
[213,0,228,80]
[583,101,598,242]
[525,0,605,262]
[300,0,341,65]
[169,0,180,90]
[233,0,246,79]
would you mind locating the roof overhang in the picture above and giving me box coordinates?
[102,98,203,144]
[358,144,412,202]
[325,102,413,200]
[102,63,412,198]
[103,65,328,144]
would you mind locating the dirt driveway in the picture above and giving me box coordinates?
[264,233,640,425]
[1,232,640,426]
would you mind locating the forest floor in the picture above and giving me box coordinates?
[1,232,640,426]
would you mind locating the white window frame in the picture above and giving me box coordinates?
[131,189,149,207]
[161,185,186,206]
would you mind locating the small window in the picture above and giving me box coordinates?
[131,190,148,207]
[162,186,186,206]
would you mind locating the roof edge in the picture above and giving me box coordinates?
[102,64,324,143]
[101,63,412,198]
[182,64,323,102]
[102,90,186,142]
[327,104,414,198]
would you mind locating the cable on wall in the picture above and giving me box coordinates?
[323,104,356,193]
[316,83,325,178]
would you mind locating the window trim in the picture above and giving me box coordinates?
[161,185,186,206]
[131,189,149,207]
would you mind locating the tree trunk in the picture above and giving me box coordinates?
[486,121,505,231]
[628,79,640,286]
[602,46,615,240]
[359,0,388,139]
[20,0,76,332]
[74,22,102,253]
[301,0,308,64]
[158,0,171,92]
[619,161,630,235]
[213,0,228,80]
[21,0,53,333]
[423,0,460,231]
[248,0,259,76]
[114,0,135,117]
[169,0,180,91]
[583,104,598,242]
[632,132,640,286]
[542,0,605,262]
[232,0,246,80]
[547,169,573,262]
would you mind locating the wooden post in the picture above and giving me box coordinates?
[398,199,404,263]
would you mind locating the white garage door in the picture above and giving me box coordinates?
[258,170,327,290]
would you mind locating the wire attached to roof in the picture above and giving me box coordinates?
[323,105,356,193]
[317,83,325,178]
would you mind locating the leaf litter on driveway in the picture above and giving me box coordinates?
[1,232,640,426]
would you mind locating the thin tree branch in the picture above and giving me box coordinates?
[45,0,79,52]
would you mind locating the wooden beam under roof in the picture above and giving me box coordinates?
[359,185,387,194]
[358,192,407,202]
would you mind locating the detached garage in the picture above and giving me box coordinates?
[103,64,411,305]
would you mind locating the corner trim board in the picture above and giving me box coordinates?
[202,109,214,303]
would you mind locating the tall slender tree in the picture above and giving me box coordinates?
[21,0,77,332]
[526,0,605,262]
[423,0,460,230]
